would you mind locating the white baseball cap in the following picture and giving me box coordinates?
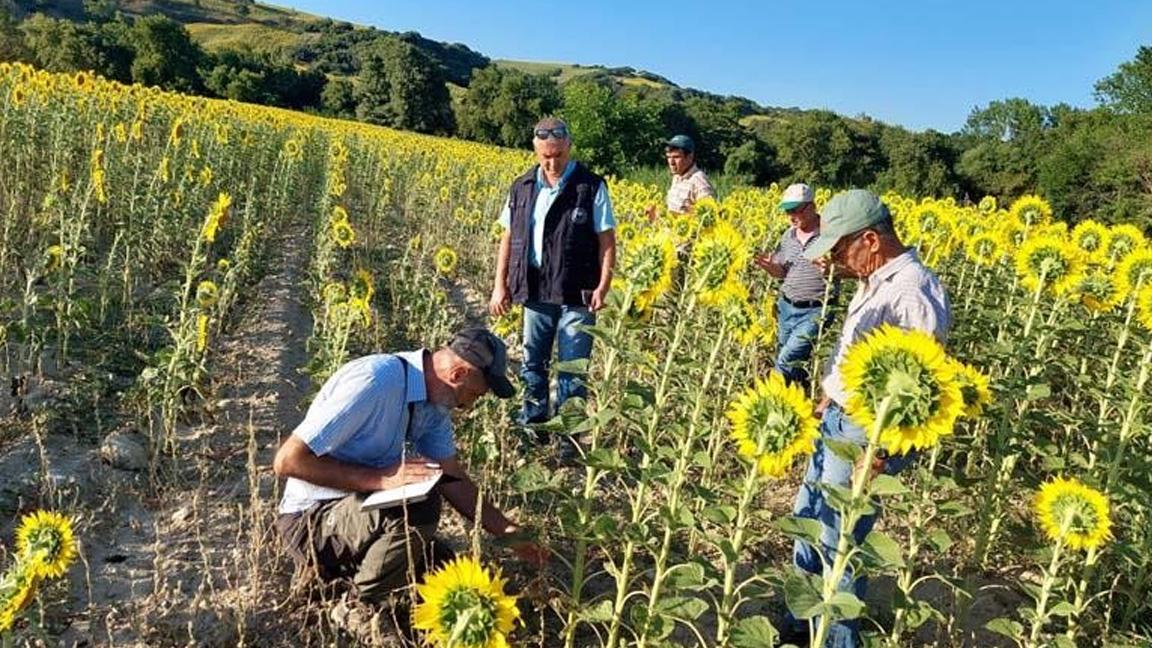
[780,183,815,211]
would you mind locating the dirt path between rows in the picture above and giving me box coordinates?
[11,222,327,646]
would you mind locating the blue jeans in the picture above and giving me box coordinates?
[519,301,596,424]
[775,298,824,386]
[789,404,916,647]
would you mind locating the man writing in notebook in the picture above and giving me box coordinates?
[273,327,546,636]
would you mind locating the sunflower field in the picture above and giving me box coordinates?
[0,61,1150,648]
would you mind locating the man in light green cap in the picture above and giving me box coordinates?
[783,189,951,647]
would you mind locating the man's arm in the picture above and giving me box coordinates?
[590,229,616,311]
[754,253,788,279]
[489,229,512,316]
[273,435,439,492]
[437,457,549,566]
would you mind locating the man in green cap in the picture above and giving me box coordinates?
[645,134,715,218]
[783,189,951,647]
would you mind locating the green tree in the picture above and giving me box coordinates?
[957,98,1052,198]
[355,36,454,135]
[723,137,779,186]
[874,128,959,197]
[0,5,29,62]
[456,66,561,148]
[560,79,663,175]
[763,110,881,187]
[128,15,203,93]
[19,14,132,82]
[321,77,357,118]
[1095,46,1152,115]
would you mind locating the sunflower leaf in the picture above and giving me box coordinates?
[775,516,824,546]
[861,531,906,568]
[580,600,615,623]
[784,573,824,618]
[826,439,863,462]
[870,474,909,496]
[985,617,1024,640]
[730,616,779,648]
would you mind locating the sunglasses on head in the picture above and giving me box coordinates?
[534,126,569,140]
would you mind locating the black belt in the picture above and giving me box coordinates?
[781,295,826,309]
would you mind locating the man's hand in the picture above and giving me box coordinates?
[814,396,831,419]
[379,457,441,490]
[489,285,510,317]
[754,253,787,279]
[589,285,609,312]
[511,541,550,568]
[854,453,887,484]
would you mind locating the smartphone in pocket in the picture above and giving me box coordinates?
[580,289,593,306]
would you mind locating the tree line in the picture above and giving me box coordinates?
[1,1,1150,229]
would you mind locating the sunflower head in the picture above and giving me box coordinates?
[1070,220,1110,262]
[977,196,997,214]
[0,559,40,632]
[840,325,963,455]
[332,219,356,249]
[726,372,819,478]
[621,228,678,313]
[1008,195,1053,227]
[949,360,992,419]
[965,232,1002,267]
[196,280,219,309]
[1106,224,1146,263]
[1013,236,1085,295]
[434,246,459,277]
[691,195,724,230]
[1034,477,1111,552]
[1114,248,1152,303]
[1135,284,1152,333]
[15,510,77,579]
[1073,270,1119,313]
[690,220,749,307]
[413,556,520,648]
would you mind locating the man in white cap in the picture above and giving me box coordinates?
[754,183,836,387]
[781,189,951,647]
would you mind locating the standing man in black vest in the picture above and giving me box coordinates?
[489,117,617,438]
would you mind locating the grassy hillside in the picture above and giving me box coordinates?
[495,58,679,88]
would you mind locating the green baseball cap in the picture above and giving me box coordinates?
[802,189,891,260]
[665,134,695,153]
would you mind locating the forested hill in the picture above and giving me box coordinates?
[2,0,1152,227]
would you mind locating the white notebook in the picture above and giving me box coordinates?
[360,471,443,511]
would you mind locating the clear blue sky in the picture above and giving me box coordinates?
[274,1,1151,132]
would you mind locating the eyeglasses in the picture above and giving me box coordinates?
[830,230,868,257]
[533,127,569,140]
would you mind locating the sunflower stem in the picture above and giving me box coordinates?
[810,396,894,648]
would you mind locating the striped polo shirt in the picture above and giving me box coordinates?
[822,249,952,407]
[772,225,832,302]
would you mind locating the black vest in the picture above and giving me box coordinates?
[507,162,603,306]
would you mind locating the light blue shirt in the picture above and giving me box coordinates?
[498,160,616,267]
[278,349,456,514]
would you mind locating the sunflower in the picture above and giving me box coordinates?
[621,228,678,313]
[949,360,992,419]
[195,280,219,309]
[283,139,302,161]
[331,219,356,249]
[434,246,459,277]
[724,293,777,348]
[839,325,963,455]
[977,196,997,214]
[726,372,819,478]
[413,556,520,648]
[995,214,1026,253]
[15,510,77,580]
[964,232,1003,267]
[1013,236,1085,295]
[1135,284,1152,333]
[1008,194,1053,227]
[690,220,750,307]
[43,244,64,273]
[491,306,522,339]
[1073,270,1120,313]
[691,195,725,230]
[1070,220,1110,263]
[1106,224,1146,263]
[1034,477,1111,552]
[201,192,233,244]
[331,205,349,224]
[1113,248,1152,304]
[0,563,39,632]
